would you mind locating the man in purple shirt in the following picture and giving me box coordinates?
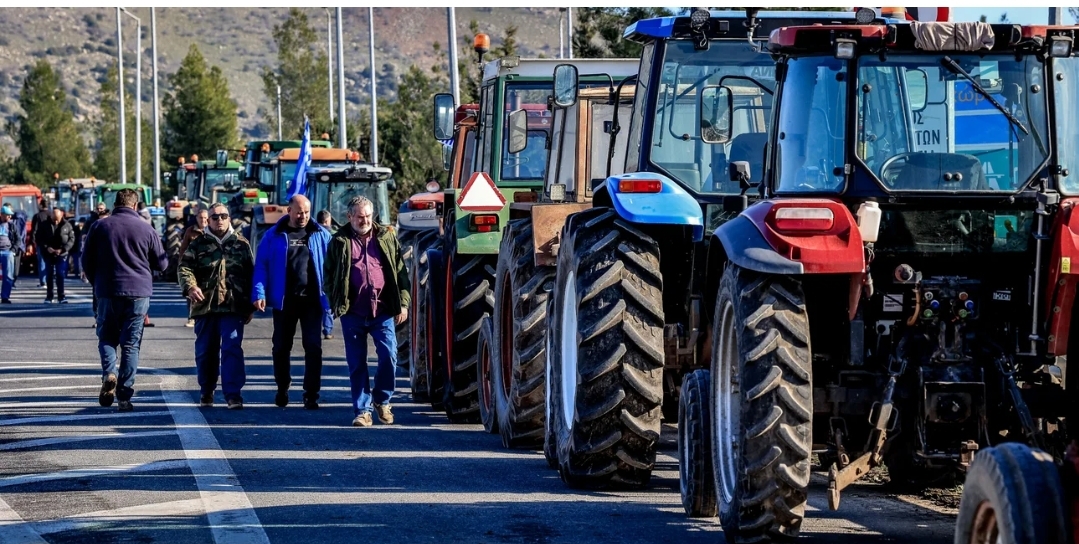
[323,196,410,427]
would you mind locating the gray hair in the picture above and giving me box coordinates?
[208,202,228,215]
[347,196,374,216]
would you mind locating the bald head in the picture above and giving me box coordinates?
[287,194,311,229]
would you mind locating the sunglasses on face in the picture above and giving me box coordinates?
[210,213,230,220]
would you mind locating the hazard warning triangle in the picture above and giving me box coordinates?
[457,171,506,212]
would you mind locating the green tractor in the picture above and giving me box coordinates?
[96,183,152,210]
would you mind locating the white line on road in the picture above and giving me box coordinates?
[25,498,205,536]
[0,400,165,409]
[0,430,176,451]
[0,411,172,427]
[0,384,99,394]
[0,460,188,488]
[0,375,94,383]
[0,496,48,544]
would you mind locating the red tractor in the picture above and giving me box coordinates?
[704,16,1079,542]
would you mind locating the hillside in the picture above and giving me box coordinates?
[0,7,570,157]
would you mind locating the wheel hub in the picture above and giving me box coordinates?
[560,270,578,432]
[714,299,738,504]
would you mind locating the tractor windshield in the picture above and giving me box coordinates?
[55,186,73,213]
[311,181,389,230]
[1054,57,1079,194]
[278,160,341,205]
[1,195,36,215]
[648,40,775,194]
[200,169,241,201]
[856,54,1048,192]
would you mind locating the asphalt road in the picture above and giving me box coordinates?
[0,276,960,543]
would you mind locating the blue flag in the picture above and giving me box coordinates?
[287,117,312,200]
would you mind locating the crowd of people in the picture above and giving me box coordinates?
[78,190,410,426]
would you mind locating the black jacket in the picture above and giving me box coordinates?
[30,210,50,243]
[35,220,75,257]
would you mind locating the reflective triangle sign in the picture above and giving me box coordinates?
[457,171,506,212]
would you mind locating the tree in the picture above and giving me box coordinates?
[163,45,239,165]
[5,59,91,187]
[261,8,331,140]
[92,65,152,184]
[573,8,673,59]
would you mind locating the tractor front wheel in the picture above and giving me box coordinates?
[679,369,717,518]
[409,230,439,403]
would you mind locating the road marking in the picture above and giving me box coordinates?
[0,430,176,451]
[0,496,48,544]
[0,375,95,383]
[26,498,205,536]
[0,361,97,367]
[0,460,188,488]
[0,400,165,409]
[0,411,171,427]
[0,384,99,394]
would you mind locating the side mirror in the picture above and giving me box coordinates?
[442,145,453,172]
[904,69,928,111]
[700,85,733,144]
[730,161,755,191]
[507,109,528,154]
[553,64,579,108]
[215,149,228,168]
[433,93,456,141]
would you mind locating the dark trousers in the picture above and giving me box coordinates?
[194,314,246,401]
[271,295,324,401]
[45,254,67,301]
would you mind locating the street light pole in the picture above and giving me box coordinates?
[1050,7,1063,24]
[368,7,378,165]
[337,8,347,149]
[122,8,142,187]
[447,8,460,106]
[327,9,334,126]
[115,8,127,186]
[567,8,573,59]
[276,84,282,140]
[558,8,565,59]
[151,7,161,202]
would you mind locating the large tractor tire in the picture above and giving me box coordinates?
[424,238,447,410]
[954,443,1067,544]
[164,222,184,281]
[396,228,420,371]
[477,316,498,434]
[679,369,717,518]
[440,221,496,423]
[548,208,664,488]
[711,264,812,542]
[543,330,559,469]
[409,230,439,403]
[491,219,554,449]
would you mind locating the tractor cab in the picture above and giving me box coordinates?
[306,162,394,231]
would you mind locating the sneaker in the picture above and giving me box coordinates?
[323,333,333,340]
[185,319,195,328]
[98,374,117,407]
[200,393,214,407]
[352,412,372,427]
[43,299,53,304]
[227,398,243,410]
[274,390,289,408]
[59,298,69,304]
[303,398,319,410]
[117,400,133,412]
[38,283,45,289]
[374,403,394,424]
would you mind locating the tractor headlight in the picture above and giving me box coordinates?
[690,8,709,31]
[1050,35,1073,58]
[834,39,856,60]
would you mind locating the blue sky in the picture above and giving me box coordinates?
[952,7,1074,24]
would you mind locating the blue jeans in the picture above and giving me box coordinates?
[36,252,45,286]
[45,255,67,301]
[323,309,334,336]
[0,251,13,300]
[97,297,150,402]
[340,313,397,415]
[194,314,247,401]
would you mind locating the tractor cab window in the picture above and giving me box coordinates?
[502,129,549,180]
[312,181,389,229]
[200,169,241,201]
[501,84,552,182]
[857,54,1048,192]
[649,40,775,195]
[0,195,36,215]
[775,56,848,193]
[1054,57,1079,194]
[545,105,578,195]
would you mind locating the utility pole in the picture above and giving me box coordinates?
[121,9,143,187]
[1050,7,1063,25]
[327,9,334,126]
[151,7,161,202]
[116,8,127,186]
[567,8,574,59]
[368,7,378,165]
[447,8,460,106]
[276,85,282,140]
[558,8,565,59]
[337,8,347,149]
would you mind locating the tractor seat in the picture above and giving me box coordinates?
[728,132,768,185]
[893,152,990,191]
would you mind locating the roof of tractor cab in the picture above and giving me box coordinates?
[768,21,1079,55]
[195,160,243,169]
[481,57,638,84]
[624,10,901,44]
[277,148,356,162]
[306,163,392,182]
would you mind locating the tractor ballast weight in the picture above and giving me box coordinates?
[705,17,1079,542]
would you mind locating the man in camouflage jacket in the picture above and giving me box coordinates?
[178,203,255,409]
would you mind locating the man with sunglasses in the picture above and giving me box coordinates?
[178,203,255,410]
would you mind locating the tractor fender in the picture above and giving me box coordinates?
[716,198,865,275]
[596,172,704,242]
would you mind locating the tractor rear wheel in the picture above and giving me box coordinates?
[396,229,419,370]
[423,274,445,410]
[712,264,812,542]
[409,230,438,403]
[477,316,498,433]
[548,208,664,488]
[492,219,553,449]
[441,222,495,423]
[679,369,717,518]
[164,222,184,281]
[954,443,1067,544]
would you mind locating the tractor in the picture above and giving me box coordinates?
[424,56,632,422]
[402,103,478,402]
[95,183,152,211]
[477,61,637,444]
[305,160,394,230]
[683,14,1079,542]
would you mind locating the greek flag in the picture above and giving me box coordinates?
[287,116,312,200]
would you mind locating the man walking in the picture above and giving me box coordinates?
[253,194,331,410]
[82,189,169,412]
[324,196,410,427]
[0,205,25,304]
[30,198,50,288]
[178,203,254,410]
[180,208,209,327]
[36,208,74,304]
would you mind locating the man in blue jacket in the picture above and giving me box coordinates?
[82,189,169,411]
[0,204,26,304]
[253,194,331,410]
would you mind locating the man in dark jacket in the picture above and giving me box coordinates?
[30,198,50,288]
[82,189,169,412]
[0,204,24,304]
[36,208,75,304]
[324,196,410,427]
[253,194,331,410]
